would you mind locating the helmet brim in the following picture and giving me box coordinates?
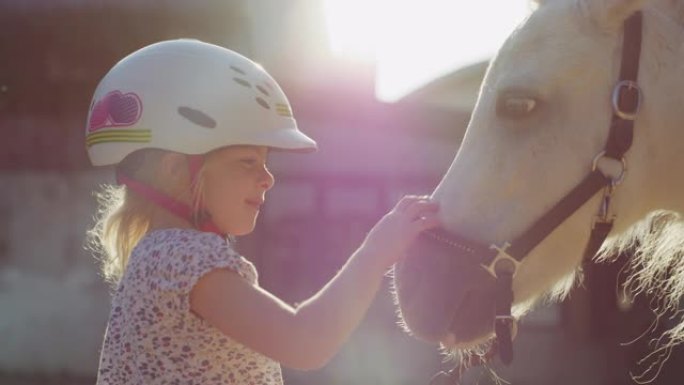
[240,128,318,153]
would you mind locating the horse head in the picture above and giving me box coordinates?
[392,0,684,356]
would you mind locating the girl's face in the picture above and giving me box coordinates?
[201,145,274,236]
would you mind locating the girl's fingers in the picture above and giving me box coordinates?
[403,199,438,219]
[414,214,441,231]
[412,211,441,231]
[394,195,425,212]
[392,195,440,234]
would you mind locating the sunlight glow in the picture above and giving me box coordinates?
[323,0,379,60]
[324,0,531,102]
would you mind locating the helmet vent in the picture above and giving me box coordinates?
[233,77,251,88]
[256,85,270,96]
[177,106,217,129]
[255,97,270,110]
[230,65,246,75]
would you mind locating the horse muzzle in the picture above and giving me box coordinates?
[393,232,501,347]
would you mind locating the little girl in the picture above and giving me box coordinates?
[86,39,439,385]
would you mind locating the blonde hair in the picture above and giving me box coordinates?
[88,184,154,286]
[87,149,205,287]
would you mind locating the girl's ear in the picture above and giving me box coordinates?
[579,0,650,31]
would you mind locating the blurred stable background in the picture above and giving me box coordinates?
[0,1,682,384]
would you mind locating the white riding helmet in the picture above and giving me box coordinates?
[86,39,317,166]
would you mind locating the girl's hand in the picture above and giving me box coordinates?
[361,195,440,268]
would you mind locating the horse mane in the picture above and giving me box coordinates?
[596,211,684,382]
[513,212,684,382]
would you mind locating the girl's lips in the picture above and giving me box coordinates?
[245,199,263,209]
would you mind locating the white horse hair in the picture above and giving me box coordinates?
[392,0,684,379]
[596,211,684,381]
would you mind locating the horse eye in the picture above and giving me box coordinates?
[497,95,537,118]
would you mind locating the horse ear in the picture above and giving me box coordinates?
[579,0,650,30]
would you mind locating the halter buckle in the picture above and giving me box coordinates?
[612,80,642,121]
[482,242,521,279]
[612,80,641,120]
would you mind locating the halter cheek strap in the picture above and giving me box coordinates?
[116,154,225,237]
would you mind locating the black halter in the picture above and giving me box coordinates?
[427,11,643,384]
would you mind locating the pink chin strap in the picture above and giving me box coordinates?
[116,154,225,237]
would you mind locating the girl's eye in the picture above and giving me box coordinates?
[240,158,258,166]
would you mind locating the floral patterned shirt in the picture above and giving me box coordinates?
[96,228,283,385]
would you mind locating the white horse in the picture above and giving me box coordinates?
[393,0,684,378]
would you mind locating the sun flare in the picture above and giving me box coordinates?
[324,0,532,102]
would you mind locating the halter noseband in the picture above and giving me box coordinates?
[427,11,643,384]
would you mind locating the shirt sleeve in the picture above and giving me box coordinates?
[154,232,257,315]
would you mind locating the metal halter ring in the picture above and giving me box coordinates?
[481,242,521,279]
[612,80,642,121]
[592,151,627,185]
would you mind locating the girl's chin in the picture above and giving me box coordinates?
[223,219,258,236]
[223,227,251,237]
[213,209,260,236]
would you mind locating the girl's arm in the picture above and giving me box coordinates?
[190,196,439,370]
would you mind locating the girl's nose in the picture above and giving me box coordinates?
[260,167,275,191]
